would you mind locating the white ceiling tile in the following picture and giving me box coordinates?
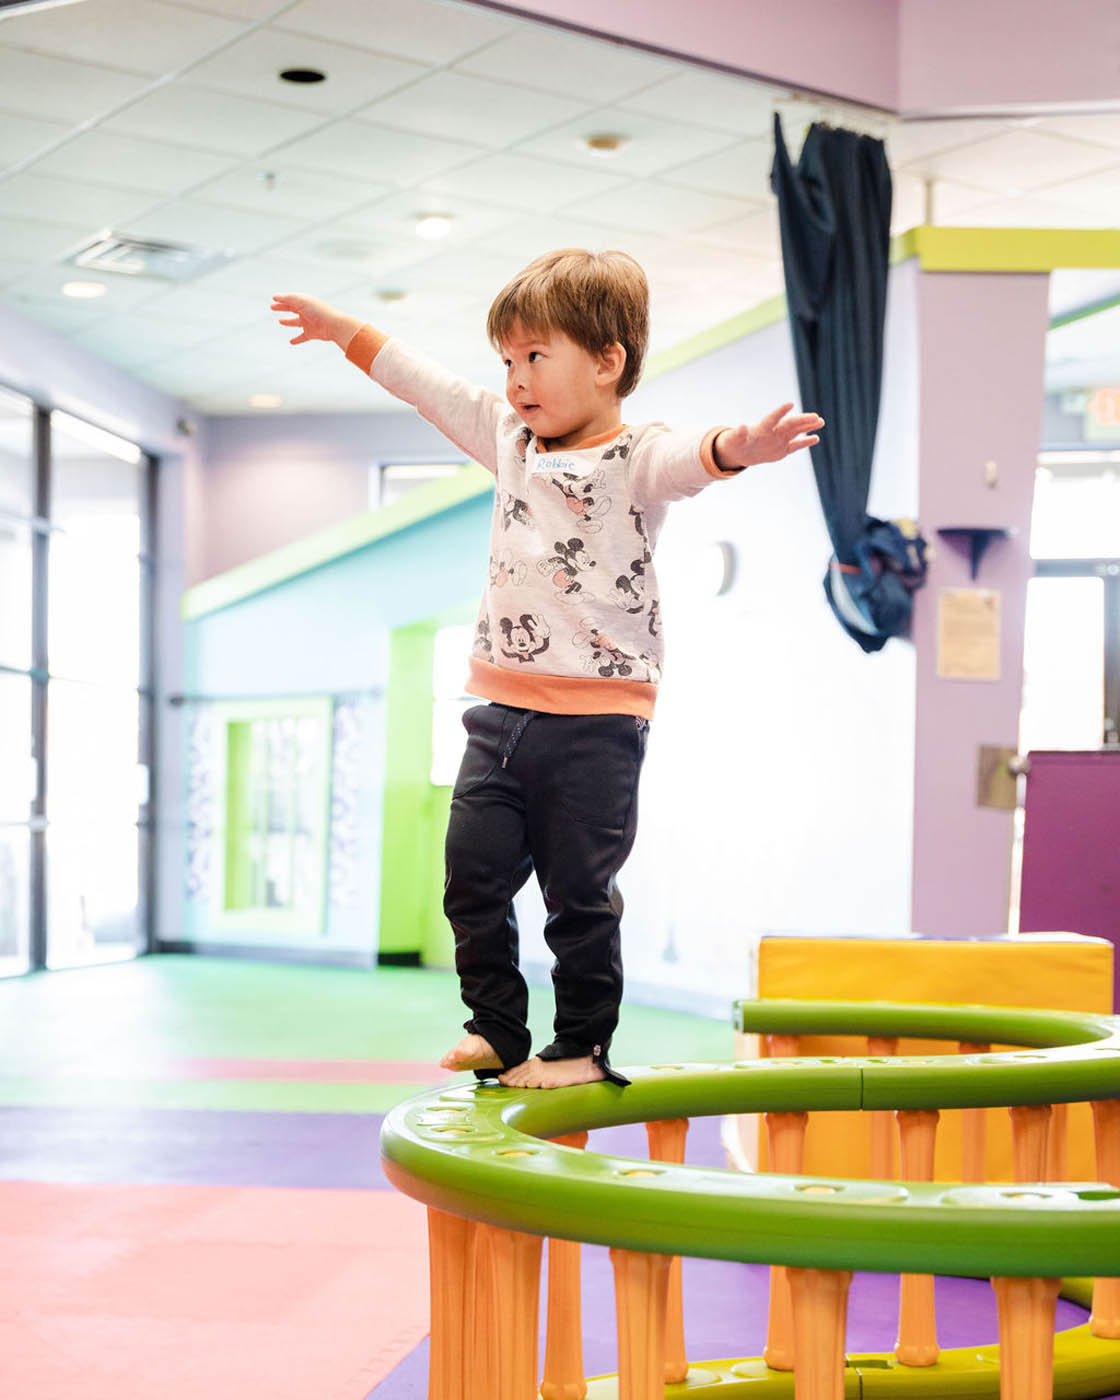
[279,0,511,65]
[330,189,515,247]
[691,205,781,260]
[70,312,221,368]
[190,162,382,219]
[514,107,738,180]
[191,250,375,300]
[165,0,283,19]
[185,26,427,112]
[566,179,757,238]
[137,283,267,325]
[1028,114,1120,152]
[27,128,234,195]
[0,171,160,230]
[104,83,327,156]
[890,170,930,232]
[0,215,97,264]
[456,25,674,99]
[657,138,774,198]
[484,217,671,270]
[358,69,589,149]
[1035,165,1120,221]
[425,151,629,213]
[925,180,1003,223]
[272,230,435,282]
[884,117,1009,168]
[273,118,483,184]
[0,0,245,76]
[126,199,309,254]
[619,70,778,138]
[0,46,150,124]
[0,107,71,172]
[4,264,169,312]
[913,129,1119,195]
[959,195,1113,229]
[0,290,113,336]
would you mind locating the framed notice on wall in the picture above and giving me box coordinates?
[937,587,1001,680]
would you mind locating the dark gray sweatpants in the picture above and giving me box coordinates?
[443,702,648,1085]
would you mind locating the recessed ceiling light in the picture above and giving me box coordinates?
[581,132,628,158]
[61,280,107,299]
[279,68,326,84]
[376,289,408,303]
[248,393,283,409]
[416,214,453,241]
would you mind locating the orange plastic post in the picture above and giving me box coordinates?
[610,1247,672,1400]
[427,1207,477,1400]
[990,1275,1061,1400]
[466,1225,497,1400]
[763,1110,809,1371]
[767,1032,801,1059]
[1009,1103,1052,1182]
[1091,1100,1120,1339]
[541,1132,590,1400]
[1045,1101,1069,1181]
[895,1109,939,1366]
[958,1041,990,1181]
[645,1119,689,1384]
[477,1223,543,1400]
[787,1267,852,1400]
[867,1036,899,1180]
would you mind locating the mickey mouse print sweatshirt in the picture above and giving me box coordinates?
[347,326,739,721]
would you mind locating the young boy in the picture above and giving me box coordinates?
[272,249,821,1090]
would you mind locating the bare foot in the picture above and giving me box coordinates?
[498,1054,606,1089]
[439,1034,503,1072]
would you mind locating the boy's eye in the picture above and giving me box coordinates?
[528,351,540,362]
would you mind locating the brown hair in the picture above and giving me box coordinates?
[486,248,649,399]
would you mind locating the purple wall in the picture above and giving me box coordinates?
[899,0,1120,114]
[467,0,900,108]
[909,271,1050,936]
[197,410,461,584]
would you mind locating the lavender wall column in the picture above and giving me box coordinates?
[910,271,1050,936]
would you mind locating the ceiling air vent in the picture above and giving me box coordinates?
[67,231,232,283]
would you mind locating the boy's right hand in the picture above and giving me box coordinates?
[271,294,363,351]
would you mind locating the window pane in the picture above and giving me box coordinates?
[46,822,140,969]
[0,672,35,823]
[0,387,34,518]
[51,415,143,537]
[0,516,34,671]
[47,680,141,824]
[1019,576,1105,751]
[0,825,31,977]
[1031,462,1120,558]
[48,533,141,685]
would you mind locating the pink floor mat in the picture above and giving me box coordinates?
[0,1181,430,1400]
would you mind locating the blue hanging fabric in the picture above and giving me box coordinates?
[772,115,927,652]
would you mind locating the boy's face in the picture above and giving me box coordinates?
[498,320,621,449]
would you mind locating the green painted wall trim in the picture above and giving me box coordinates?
[182,463,494,621]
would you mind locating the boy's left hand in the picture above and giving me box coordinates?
[713,404,824,472]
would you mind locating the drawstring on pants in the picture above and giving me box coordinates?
[500,709,536,768]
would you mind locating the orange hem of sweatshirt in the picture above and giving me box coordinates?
[466,656,656,719]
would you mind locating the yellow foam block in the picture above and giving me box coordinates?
[742,933,1113,1183]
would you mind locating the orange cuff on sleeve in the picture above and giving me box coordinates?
[701,426,744,478]
[345,324,389,375]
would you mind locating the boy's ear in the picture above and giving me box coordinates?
[596,341,626,389]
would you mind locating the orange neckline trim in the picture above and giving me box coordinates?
[537,424,626,454]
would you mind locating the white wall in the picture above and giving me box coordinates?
[516,264,920,1014]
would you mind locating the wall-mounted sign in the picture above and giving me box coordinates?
[937,587,1000,681]
[1086,388,1120,441]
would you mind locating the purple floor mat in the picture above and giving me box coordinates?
[0,1106,390,1189]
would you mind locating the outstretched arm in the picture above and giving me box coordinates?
[271,294,366,352]
[712,404,823,473]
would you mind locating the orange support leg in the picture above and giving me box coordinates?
[427,1207,477,1400]
[541,1133,589,1400]
[895,1109,939,1366]
[958,1041,990,1181]
[478,1223,543,1400]
[1045,1101,1069,1181]
[867,1036,899,1180]
[1091,1100,1120,1339]
[645,1119,689,1384]
[991,1275,1060,1400]
[787,1267,852,1400]
[610,1248,672,1400]
[1009,1103,1052,1182]
[763,1110,809,1371]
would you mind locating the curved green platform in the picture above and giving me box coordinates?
[379,1000,1120,1397]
